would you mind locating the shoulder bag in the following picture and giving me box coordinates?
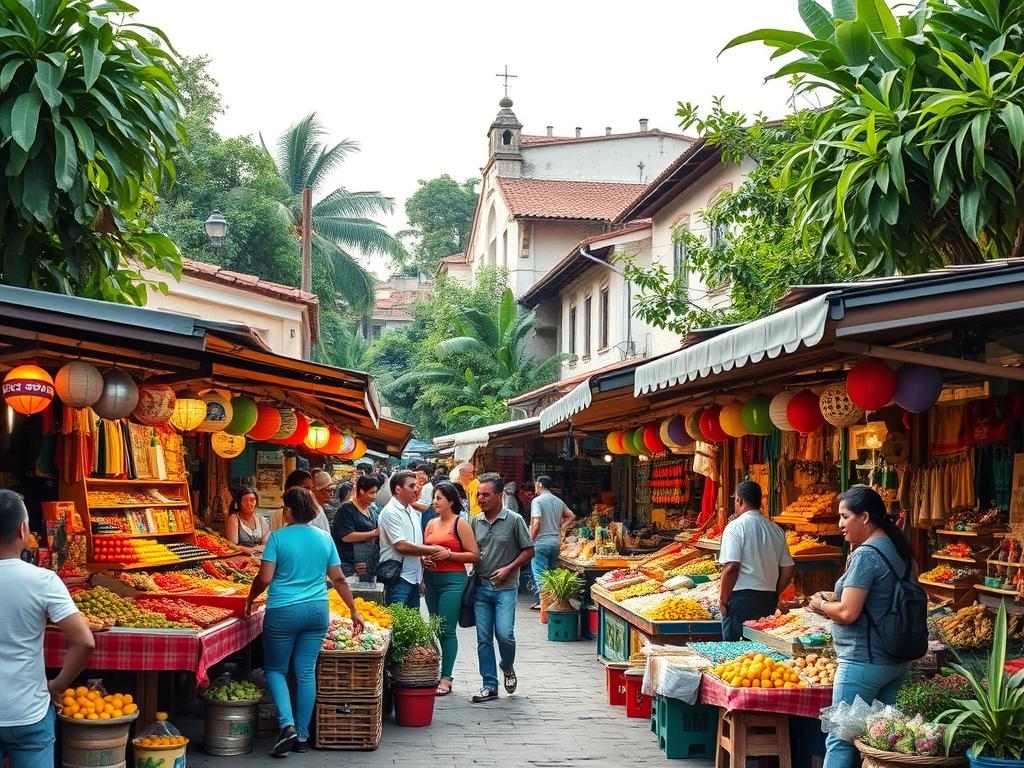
[377,507,411,587]
[455,518,480,628]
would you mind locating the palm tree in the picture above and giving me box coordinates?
[262,113,402,313]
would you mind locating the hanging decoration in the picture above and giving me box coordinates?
[605,431,623,454]
[718,400,748,438]
[169,388,206,432]
[623,428,642,456]
[741,395,773,435]
[845,358,896,411]
[343,438,367,461]
[786,389,824,434]
[281,412,310,446]
[768,391,796,432]
[319,429,346,455]
[211,432,246,459]
[225,396,258,436]
[3,364,55,415]
[685,409,706,442]
[133,383,176,425]
[197,392,234,433]
[304,420,330,451]
[270,408,298,441]
[338,433,356,455]
[247,403,283,441]
[642,423,665,454]
[699,405,729,443]
[94,370,139,421]
[894,364,943,413]
[819,382,865,427]
[660,415,691,448]
[54,361,103,409]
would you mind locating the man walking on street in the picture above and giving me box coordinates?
[718,480,794,641]
[471,473,534,703]
[0,490,95,768]
[529,476,575,610]
[378,470,445,608]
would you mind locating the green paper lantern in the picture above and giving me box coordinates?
[741,395,774,435]
[225,396,258,436]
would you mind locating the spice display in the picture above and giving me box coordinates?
[134,598,233,628]
[710,652,807,688]
[72,587,192,629]
[610,580,666,602]
[328,593,393,628]
[781,492,836,521]
[919,564,980,583]
[596,569,649,591]
[641,597,710,621]
[934,604,993,649]
[668,557,719,577]
[687,641,786,664]
[786,531,842,557]
[792,653,836,686]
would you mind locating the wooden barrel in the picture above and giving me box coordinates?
[201,697,257,756]
[60,713,138,768]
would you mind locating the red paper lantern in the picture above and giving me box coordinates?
[281,413,309,446]
[247,403,283,441]
[699,405,729,443]
[642,423,665,454]
[3,364,54,415]
[787,389,824,433]
[319,429,346,455]
[846,358,897,412]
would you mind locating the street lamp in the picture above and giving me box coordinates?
[204,209,229,250]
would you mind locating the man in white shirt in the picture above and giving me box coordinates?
[718,481,795,641]
[0,490,95,768]
[378,470,446,608]
[411,463,434,514]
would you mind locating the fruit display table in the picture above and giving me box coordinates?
[594,591,720,661]
[698,671,832,718]
[558,557,619,640]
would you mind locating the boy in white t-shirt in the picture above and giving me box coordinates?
[0,490,94,768]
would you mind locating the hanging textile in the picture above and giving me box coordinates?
[930,404,967,455]
[697,477,718,528]
[910,450,974,527]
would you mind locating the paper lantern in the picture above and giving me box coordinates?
[846,358,897,412]
[211,432,246,459]
[660,416,691,448]
[894,364,943,413]
[94,370,139,420]
[787,389,824,434]
[699,405,728,443]
[605,431,622,454]
[741,395,773,435]
[344,438,367,461]
[622,428,641,456]
[169,388,206,432]
[225,397,258,436]
[719,400,748,438]
[769,391,796,432]
[304,420,330,450]
[633,427,649,455]
[319,429,346,455]
[685,409,705,442]
[54,361,103,409]
[270,408,297,441]
[197,392,234,433]
[281,412,309,446]
[132,383,175,425]
[246,403,282,441]
[3,364,55,415]
[819,382,865,427]
[642,423,665,454]
[337,433,356,455]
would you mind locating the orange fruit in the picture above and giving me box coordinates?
[87,691,100,702]
[75,686,88,697]
[62,697,75,708]
[123,704,137,715]
[123,695,133,705]
[99,713,111,720]
[112,710,123,718]
[64,688,75,699]
[751,679,761,688]
[774,680,785,688]
[86,713,99,720]
[76,696,89,708]
[73,713,85,720]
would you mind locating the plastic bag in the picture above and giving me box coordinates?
[819,695,885,741]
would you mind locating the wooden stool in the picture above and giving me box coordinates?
[716,710,792,768]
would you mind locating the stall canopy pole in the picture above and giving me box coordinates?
[839,427,849,493]
[835,341,1024,382]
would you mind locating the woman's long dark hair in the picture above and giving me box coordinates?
[432,481,464,516]
[283,487,317,523]
[839,484,914,564]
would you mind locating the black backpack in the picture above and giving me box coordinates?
[859,543,929,662]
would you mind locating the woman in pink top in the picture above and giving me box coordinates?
[423,482,479,695]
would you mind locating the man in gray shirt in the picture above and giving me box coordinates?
[529,475,575,610]
[470,473,534,703]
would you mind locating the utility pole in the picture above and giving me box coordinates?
[301,186,313,294]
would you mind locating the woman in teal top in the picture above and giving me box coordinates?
[246,488,364,756]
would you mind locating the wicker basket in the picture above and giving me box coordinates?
[390,651,440,687]
[316,643,388,698]
[855,739,968,767]
[313,699,382,751]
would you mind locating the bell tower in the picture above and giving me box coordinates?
[488,95,523,178]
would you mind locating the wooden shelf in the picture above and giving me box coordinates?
[87,553,215,571]
[85,478,187,485]
[986,560,1024,567]
[920,577,976,589]
[89,503,188,509]
[975,584,1018,597]
[936,529,1003,538]
[932,554,978,564]
[92,531,194,539]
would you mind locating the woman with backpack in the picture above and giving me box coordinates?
[422,481,479,696]
[807,485,927,768]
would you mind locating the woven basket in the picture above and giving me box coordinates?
[855,739,967,767]
[390,649,440,687]
[316,642,388,698]
[313,699,382,751]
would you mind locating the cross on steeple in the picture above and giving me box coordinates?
[495,65,518,97]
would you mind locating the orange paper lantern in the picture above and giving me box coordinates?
[3,364,54,415]
[247,403,283,441]
[319,429,346,455]
[342,438,367,461]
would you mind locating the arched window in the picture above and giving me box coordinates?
[485,203,498,266]
[502,129,512,146]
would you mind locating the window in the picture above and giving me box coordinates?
[599,284,610,349]
[502,129,512,146]
[672,220,690,298]
[583,294,592,357]
[568,304,577,356]
[371,324,382,340]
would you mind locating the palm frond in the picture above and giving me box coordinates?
[436,336,493,360]
[277,113,327,194]
[311,233,375,312]
[314,188,394,219]
[314,216,403,258]
[387,368,461,391]
[306,140,360,191]
[459,307,501,349]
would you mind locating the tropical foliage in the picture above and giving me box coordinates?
[0,0,184,304]
[394,175,479,277]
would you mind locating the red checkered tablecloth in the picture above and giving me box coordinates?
[699,673,833,718]
[44,614,264,688]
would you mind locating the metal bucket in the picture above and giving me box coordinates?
[60,713,139,768]
[201,697,258,756]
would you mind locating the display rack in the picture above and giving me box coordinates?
[927,528,1003,607]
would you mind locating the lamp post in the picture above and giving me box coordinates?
[204,210,229,250]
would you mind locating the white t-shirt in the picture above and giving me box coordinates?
[718,510,794,593]
[0,559,79,726]
[418,482,433,508]
[310,503,330,535]
[378,497,424,586]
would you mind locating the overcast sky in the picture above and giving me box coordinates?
[135,1,806,276]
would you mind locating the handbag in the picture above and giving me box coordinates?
[453,518,478,628]
[377,506,412,588]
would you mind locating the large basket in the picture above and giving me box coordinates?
[855,739,968,768]
[316,643,388,698]
[313,699,382,751]
[390,652,440,687]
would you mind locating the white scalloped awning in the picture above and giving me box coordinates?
[433,417,541,463]
[539,378,593,432]
[634,294,834,396]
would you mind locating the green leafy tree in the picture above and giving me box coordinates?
[725,0,1024,274]
[313,314,371,370]
[394,175,479,277]
[0,0,184,304]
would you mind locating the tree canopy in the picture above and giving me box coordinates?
[394,175,479,277]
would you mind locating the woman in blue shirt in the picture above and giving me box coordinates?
[246,488,364,756]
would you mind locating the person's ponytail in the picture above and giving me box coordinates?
[839,484,914,565]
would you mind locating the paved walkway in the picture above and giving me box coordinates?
[187,595,711,767]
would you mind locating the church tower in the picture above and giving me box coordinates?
[488,96,523,178]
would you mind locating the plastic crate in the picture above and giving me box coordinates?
[654,695,718,759]
[625,668,651,719]
[604,664,627,707]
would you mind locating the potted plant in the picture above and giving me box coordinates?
[539,568,581,642]
[938,600,1024,766]
[386,605,442,727]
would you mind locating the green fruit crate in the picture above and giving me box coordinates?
[650,695,718,760]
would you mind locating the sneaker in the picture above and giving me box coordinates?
[472,688,498,703]
[271,726,297,757]
[292,741,309,754]
[530,604,541,611]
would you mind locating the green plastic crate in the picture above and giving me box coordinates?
[654,695,718,760]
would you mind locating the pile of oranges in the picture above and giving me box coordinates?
[134,736,188,748]
[61,687,138,720]
[710,653,808,689]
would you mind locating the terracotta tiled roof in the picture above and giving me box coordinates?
[496,178,647,221]
[439,252,469,264]
[520,129,693,147]
[370,286,432,322]
[180,257,320,343]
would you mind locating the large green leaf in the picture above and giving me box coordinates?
[54,121,78,191]
[10,88,42,150]
[34,58,65,108]
[799,0,835,40]
[835,19,871,64]
[80,34,105,90]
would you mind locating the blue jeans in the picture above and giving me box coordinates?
[385,578,421,608]
[262,600,329,742]
[0,707,54,768]
[531,538,561,601]
[824,659,910,768]
[475,580,518,692]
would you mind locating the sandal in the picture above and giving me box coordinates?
[502,667,517,694]
[472,688,498,703]
[435,679,453,696]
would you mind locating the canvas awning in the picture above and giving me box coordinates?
[433,417,541,463]
[539,378,593,432]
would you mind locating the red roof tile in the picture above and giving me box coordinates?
[439,252,469,264]
[496,178,647,221]
[370,284,433,322]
